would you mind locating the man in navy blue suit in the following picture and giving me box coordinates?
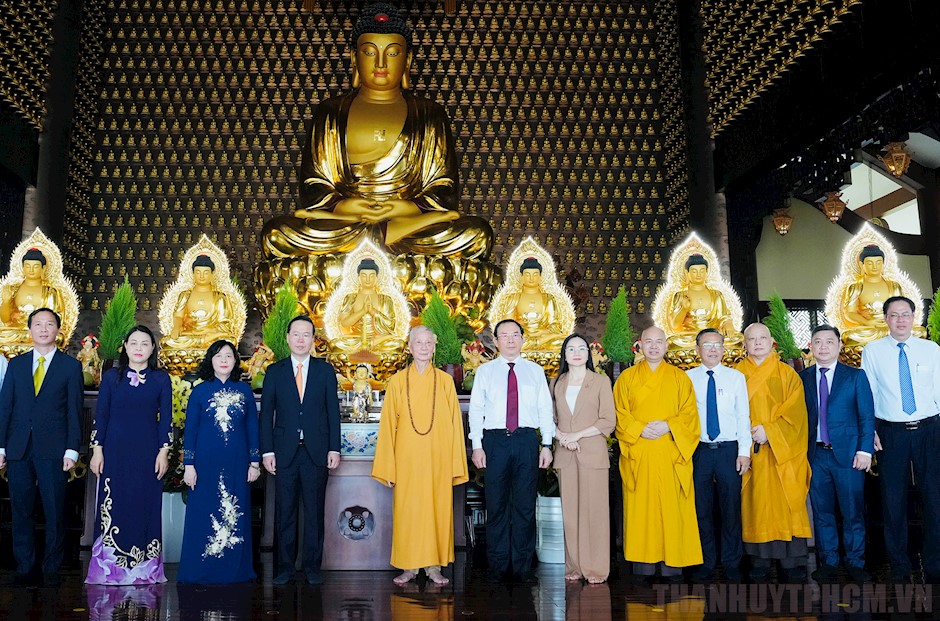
[800,324,875,583]
[0,308,83,587]
[260,315,341,586]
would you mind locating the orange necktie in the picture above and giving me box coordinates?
[295,362,304,401]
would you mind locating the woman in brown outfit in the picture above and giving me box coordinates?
[552,334,617,583]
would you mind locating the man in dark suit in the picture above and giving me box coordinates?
[260,315,341,586]
[800,324,875,583]
[0,308,83,587]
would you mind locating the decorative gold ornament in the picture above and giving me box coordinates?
[158,235,247,375]
[880,142,912,178]
[824,224,925,364]
[651,232,745,369]
[0,228,81,358]
[487,236,575,367]
[772,208,794,236]
[819,191,847,222]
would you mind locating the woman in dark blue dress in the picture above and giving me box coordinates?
[86,325,173,585]
[177,340,259,584]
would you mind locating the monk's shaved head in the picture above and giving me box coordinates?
[639,325,667,366]
[743,322,774,363]
[743,323,770,339]
[641,326,666,341]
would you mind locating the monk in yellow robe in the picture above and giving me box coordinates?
[614,326,702,581]
[372,325,468,585]
[735,323,811,582]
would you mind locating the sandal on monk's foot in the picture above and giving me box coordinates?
[426,566,449,586]
[393,570,418,585]
[565,573,582,582]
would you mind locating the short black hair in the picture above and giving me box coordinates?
[22,248,46,266]
[695,328,723,346]
[883,296,915,316]
[684,253,708,271]
[558,333,594,376]
[287,315,315,334]
[811,324,841,340]
[192,254,216,271]
[28,307,60,328]
[117,324,160,380]
[494,318,524,338]
[196,339,240,382]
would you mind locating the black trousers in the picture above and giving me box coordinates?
[275,446,329,576]
[7,436,68,575]
[482,427,539,577]
[692,442,743,573]
[877,418,940,575]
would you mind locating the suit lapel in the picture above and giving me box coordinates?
[553,374,572,419]
[571,372,592,419]
[301,357,315,407]
[805,365,818,415]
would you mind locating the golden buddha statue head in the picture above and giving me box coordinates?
[350,3,413,91]
[0,228,79,357]
[824,224,924,360]
[158,235,247,374]
[652,232,744,368]
[487,237,575,365]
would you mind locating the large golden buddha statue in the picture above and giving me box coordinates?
[261,3,491,260]
[652,233,744,367]
[488,237,575,366]
[825,225,925,359]
[0,228,79,356]
[158,236,247,374]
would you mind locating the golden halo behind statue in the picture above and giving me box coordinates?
[824,224,923,330]
[0,227,80,354]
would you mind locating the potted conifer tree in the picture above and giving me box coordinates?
[420,290,464,388]
[98,275,137,371]
[602,286,636,381]
[764,292,804,370]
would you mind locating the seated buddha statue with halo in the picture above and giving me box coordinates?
[261,3,492,261]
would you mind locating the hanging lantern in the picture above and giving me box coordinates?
[880,142,912,178]
[819,191,847,222]
[772,208,794,236]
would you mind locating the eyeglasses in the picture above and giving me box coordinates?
[497,332,522,340]
[886,313,914,320]
[699,342,723,350]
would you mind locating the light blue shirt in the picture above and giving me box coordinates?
[861,335,940,422]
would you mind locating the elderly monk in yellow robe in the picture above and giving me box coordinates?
[735,323,811,582]
[372,325,468,586]
[614,326,702,582]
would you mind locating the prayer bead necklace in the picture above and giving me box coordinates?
[405,364,436,436]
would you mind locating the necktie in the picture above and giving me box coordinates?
[506,362,518,433]
[819,368,831,445]
[34,355,46,395]
[295,362,304,402]
[706,370,719,441]
[898,343,916,415]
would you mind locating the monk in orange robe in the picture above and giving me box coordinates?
[372,326,468,585]
[735,323,811,582]
[614,326,702,582]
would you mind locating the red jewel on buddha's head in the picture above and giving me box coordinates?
[375,13,389,22]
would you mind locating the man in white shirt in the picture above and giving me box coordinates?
[686,328,751,582]
[861,296,940,583]
[469,319,554,585]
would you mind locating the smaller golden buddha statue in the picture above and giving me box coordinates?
[824,227,926,355]
[158,235,247,373]
[322,240,411,358]
[487,237,576,360]
[162,255,237,350]
[347,364,375,422]
[665,253,742,349]
[78,334,102,387]
[246,342,275,390]
[0,229,79,355]
[652,233,744,367]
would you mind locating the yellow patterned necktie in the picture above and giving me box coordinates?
[34,355,46,395]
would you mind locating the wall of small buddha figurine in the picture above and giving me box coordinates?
[0,0,57,131]
[63,0,691,346]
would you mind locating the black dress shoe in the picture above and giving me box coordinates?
[847,567,871,583]
[724,569,744,582]
[749,569,772,583]
[782,567,807,583]
[889,571,912,584]
[7,572,39,587]
[811,565,839,583]
[517,572,539,585]
[305,571,323,586]
[272,571,293,585]
[42,573,62,588]
[484,571,508,585]
[691,568,714,582]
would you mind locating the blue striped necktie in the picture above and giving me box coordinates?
[706,370,720,441]
[898,342,916,415]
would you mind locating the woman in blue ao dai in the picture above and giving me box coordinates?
[86,325,173,585]
[177,340,259,583]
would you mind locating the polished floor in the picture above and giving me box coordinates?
[1,550,939,620]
